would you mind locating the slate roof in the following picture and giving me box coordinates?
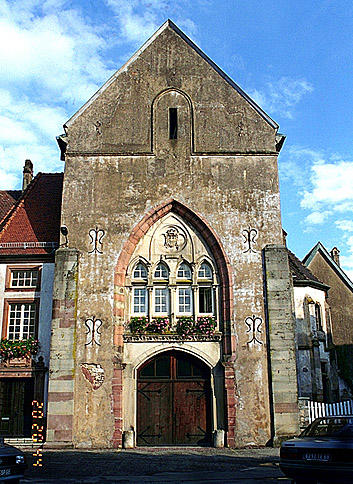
[303,242,353,293]
[288,249,329,290]
[0,190,22,221]
[0,173,63,256]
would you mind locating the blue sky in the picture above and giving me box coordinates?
[1,0,353,277]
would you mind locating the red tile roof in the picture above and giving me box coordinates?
[0,173,63,256]
[0,190,21,221]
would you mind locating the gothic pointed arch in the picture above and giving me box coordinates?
[114,199,234,353]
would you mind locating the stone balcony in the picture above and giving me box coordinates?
[123,332,222,343]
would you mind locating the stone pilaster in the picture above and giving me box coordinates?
[263,245,300,444]
[46,248,79,447]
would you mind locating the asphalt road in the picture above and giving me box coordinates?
[21,447,291,483]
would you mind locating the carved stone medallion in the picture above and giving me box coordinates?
[162,225,186,253]
[81,363,105,390]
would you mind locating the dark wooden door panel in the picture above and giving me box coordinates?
[137,382,172,445]
[137,351,212,446]
[173,381,211,445]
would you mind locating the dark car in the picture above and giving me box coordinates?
[0,438,27,483]
[280,415,353,484]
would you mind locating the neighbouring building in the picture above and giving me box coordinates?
[45,20,299,449]
[0,163,63,437]
[303,243,353,398]
[288,250,339,402]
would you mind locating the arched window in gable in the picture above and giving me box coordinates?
[131,262,148,315]
[177,262,192,280]
[198,261,212,279]
[133,262,148,280]
[197,261,214,315]
[125,212,223,331]
[154,262,169,280]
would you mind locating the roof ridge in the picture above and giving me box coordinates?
[287,248,327,286]
[0,173,42,238]
[65,20,278,130]
[303,242,353,292]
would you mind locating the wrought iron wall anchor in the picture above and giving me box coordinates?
[94,120,102,135]
[242,226,258,253]
[88,227,105,254]
[245,315,263,345]
[85,316,102,346]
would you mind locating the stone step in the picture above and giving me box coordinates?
[4,437,43,448]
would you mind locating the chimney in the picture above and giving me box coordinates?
[22,159,33,191]
[330,247,340,266]
[282,228,288,247]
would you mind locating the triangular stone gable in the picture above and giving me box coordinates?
[303,242,353,292]
[64,20,279,155]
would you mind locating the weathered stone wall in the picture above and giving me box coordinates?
[66,26,276,155]
[263,245,299,443]
[307,254,353,346]
[46,248,78,446]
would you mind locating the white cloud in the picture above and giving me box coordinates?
[106,0,197,44]
[0,0,199,189]
[301,160,353,210]
[249,77,313,119]
[335,220,353,232]
[0,170,20,190]
[305,211,331,225]
[0,1,114,187]
[0,10,113,105]
[279,146,324,189]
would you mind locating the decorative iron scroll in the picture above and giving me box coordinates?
[242,226,258,253]
[88,227,105,254]
[94,120,102,135]
[245,315,263,345]
[85,316,102,346]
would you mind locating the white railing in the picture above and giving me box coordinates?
[307,399,353,423]
[0,242,58,249]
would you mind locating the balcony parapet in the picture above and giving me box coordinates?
[123,332,222,343]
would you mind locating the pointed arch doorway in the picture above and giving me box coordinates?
[137,351,212,446]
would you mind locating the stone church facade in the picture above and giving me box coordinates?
[46,20,299,448]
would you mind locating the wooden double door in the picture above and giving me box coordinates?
[0,378,34,437]
[137,351,212,446]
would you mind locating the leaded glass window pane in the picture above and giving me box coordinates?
[178,287,192,313]
[154,263,168,279]
[133,263,147,279]
[177,263,191,279]
[133,288,147,313]
[154,288,168,313]
[8,302,36,340]
[198,262,212,279]
[11,269,39,288]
